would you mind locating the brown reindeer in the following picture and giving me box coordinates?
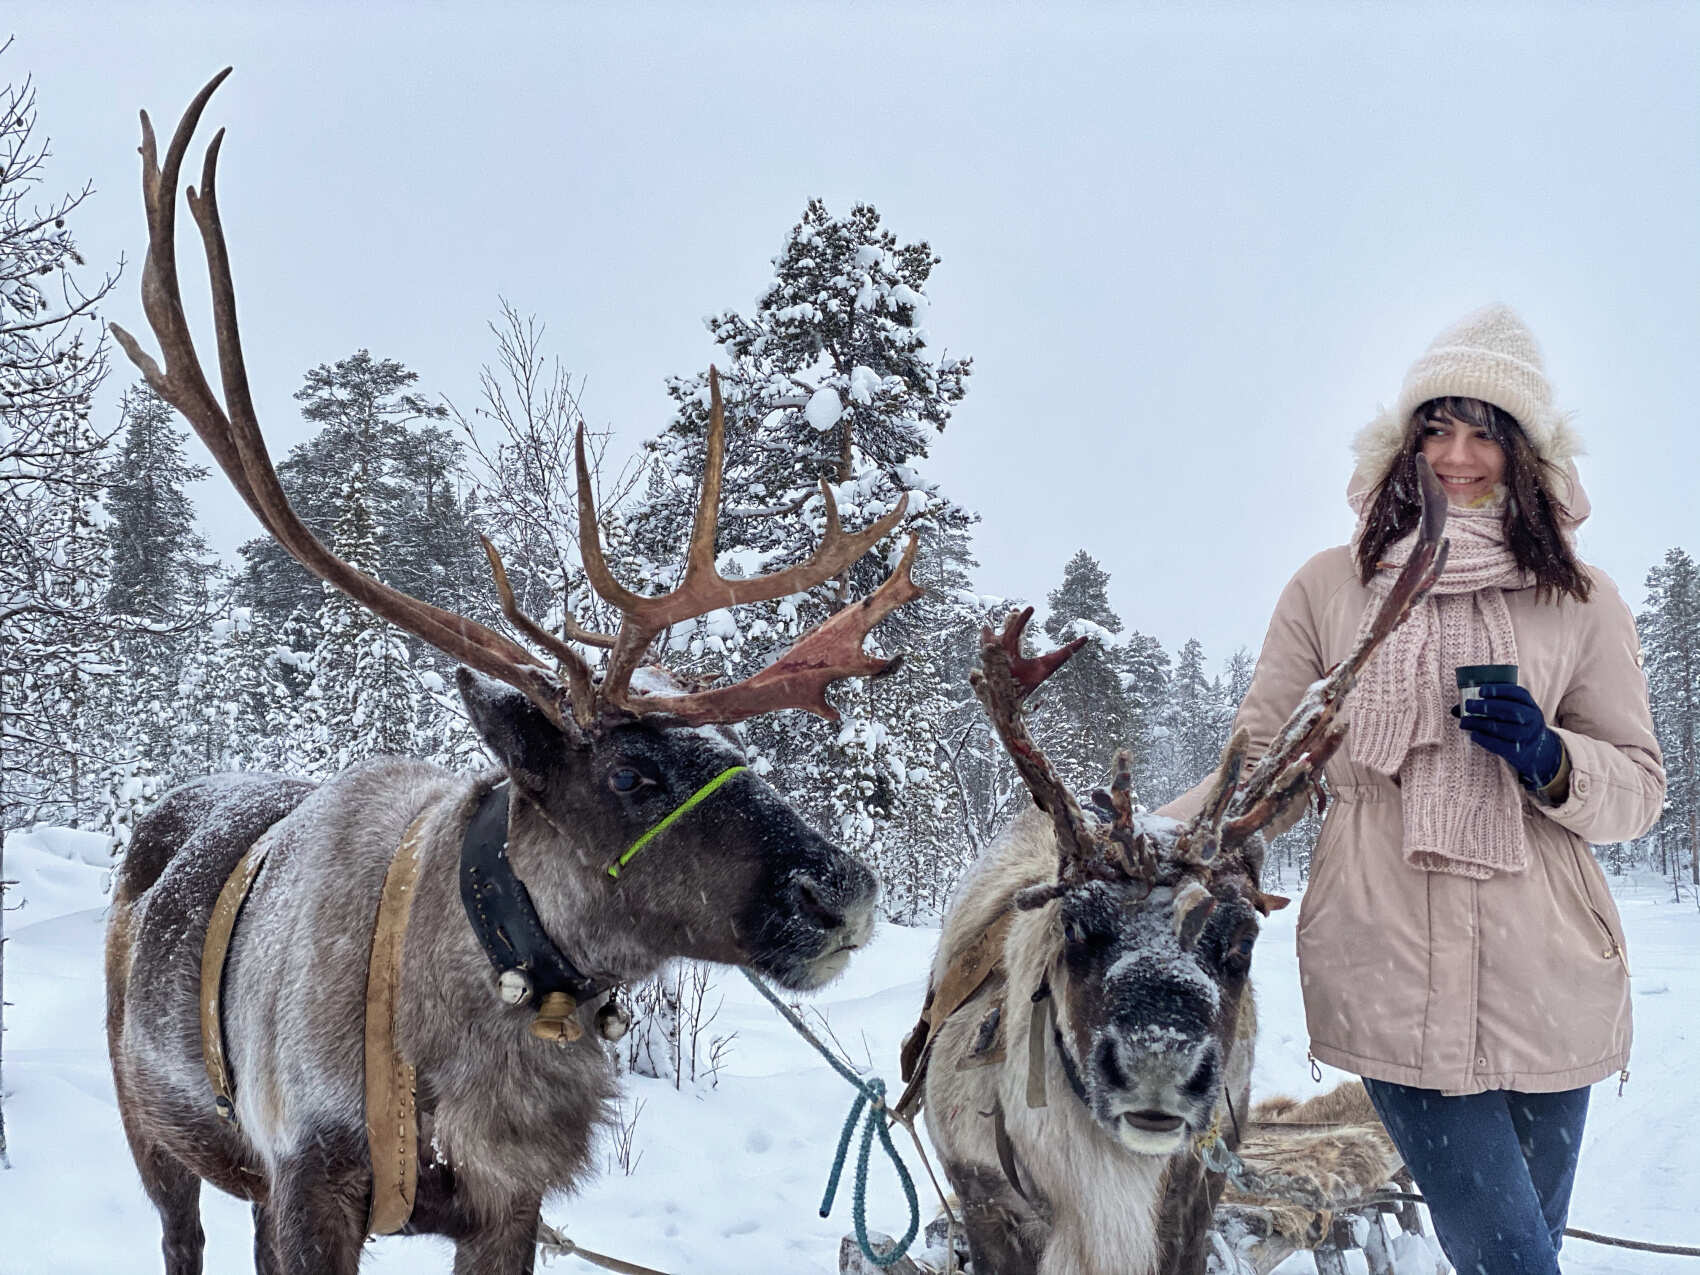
[104,72,921,1275]
[910,464,1448,1275]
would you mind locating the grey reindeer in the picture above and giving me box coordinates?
[906,464,1447,1275]
[104,71,921,1275]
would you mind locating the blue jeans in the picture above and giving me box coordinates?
[1363,1078,1589,1275]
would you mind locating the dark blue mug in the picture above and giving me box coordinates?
[1456,663,1519,707]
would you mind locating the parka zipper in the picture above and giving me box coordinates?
[1564,842,1631,973]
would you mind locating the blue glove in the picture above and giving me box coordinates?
[1456,683,1565,789]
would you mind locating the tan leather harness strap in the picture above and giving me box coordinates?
[893,908,1013,1120]
[365,807,433,1236]
[200,830,278,1122]
[1025,978,1052,1110]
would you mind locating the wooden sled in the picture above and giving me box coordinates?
[1212,1083,1441,1274]
[841,1083,1443,1275]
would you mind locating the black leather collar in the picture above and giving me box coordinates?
[1031,978,1090,1109]
[458,781,603,1006]
[1052,1022,1090,1107]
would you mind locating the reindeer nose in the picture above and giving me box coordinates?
[790,875,846,932]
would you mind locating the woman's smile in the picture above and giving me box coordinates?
[1421,412,1506,504]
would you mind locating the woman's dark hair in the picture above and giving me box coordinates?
[1355,396,1592,603]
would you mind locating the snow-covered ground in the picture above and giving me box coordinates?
[1,827,1694,1274]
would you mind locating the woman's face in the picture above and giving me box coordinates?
[1419,410,1506,505]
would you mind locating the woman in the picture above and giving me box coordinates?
[1163,305,1664,1274]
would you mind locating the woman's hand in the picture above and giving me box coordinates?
[1456,684,1566,789]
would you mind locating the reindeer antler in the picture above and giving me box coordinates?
[971,608,1121,895]
[1092,750,1160,883]
[1199,454,1450,857]
[574,368,914,721]
[111,73,924,733]
[108,70,593,728]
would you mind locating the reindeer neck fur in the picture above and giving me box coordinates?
[929,808,1257,1275]
[215,761,687,1223]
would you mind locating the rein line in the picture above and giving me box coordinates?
[741,969,925,1270]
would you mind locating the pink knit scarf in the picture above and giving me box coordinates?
[1347,496,1534,878]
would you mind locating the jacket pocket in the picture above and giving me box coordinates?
[1559,833,1630,975]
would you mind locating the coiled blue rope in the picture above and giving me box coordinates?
[741,970,920,1268]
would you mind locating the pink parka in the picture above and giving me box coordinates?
[1163,469,1664,1095]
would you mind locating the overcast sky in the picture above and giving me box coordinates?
[12,2,1698,665]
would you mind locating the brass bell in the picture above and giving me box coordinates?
[530,991,584,1043]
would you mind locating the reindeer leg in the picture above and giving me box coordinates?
[950,1163,1041,1275]
[252,1203,281,1275]
[1154,1158,1218,1274]
[112,1062,206,1275]
[452,1193,542,1275]
[128,1138,206,1275]
[265,1132,369,1275]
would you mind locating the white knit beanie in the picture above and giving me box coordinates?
[1352,304,1584,482]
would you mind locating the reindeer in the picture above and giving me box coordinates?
[104,72,921,1275]
[906,465,1448,1275]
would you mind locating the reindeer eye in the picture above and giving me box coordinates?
[1223,928,1257,974]
[608,767,646,794]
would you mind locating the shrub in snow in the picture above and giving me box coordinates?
[104,755,166,864]
[624,961,735,1091]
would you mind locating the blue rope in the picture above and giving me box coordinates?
[742,970,921,1268]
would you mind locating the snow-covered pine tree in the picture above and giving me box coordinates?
[1221,645,1256,712]
[390,421,490,629]
[1639,547,1699,889]
[927,534,1018,867]
[837,520,1000,921]
[164,607,240,782]
[304,467,419,773]
[228,350,481,771]
[1030,549,1138,798]
[1117,630,1172,807]
[1166,637,1229,794]
[234,350,449,633]
[105,751,166,863]
[0,42,124,1164]
[628,200,977,919]
[102,382,214,780]
[211,604,303,772]
[386,419,496,753]
[104,382,212,620]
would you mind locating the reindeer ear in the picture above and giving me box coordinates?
[1254,891,1291,916]
[457,668,585,782]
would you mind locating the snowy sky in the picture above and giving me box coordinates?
[12,1,1698,664]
